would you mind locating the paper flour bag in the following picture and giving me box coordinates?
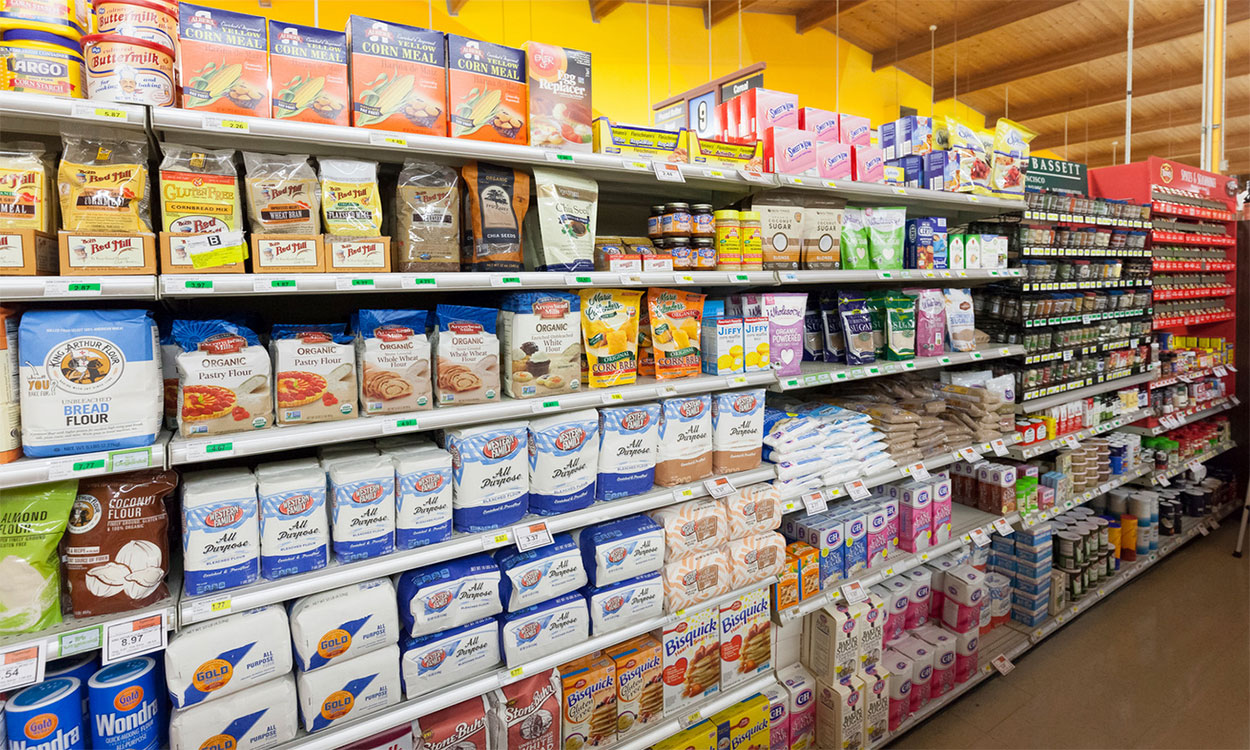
[495,532,587,611]
[181,469,260,597]
[174,319,273,436]
[597,402,659,501]
[270,323,358,424]
[445,420,529,532]
[396,553,503,636]
[711,389,765,474]
[256,469,329,580]
[18,309,161,457]
[354,309,433,414]
[655,395,713,487]
[432,304,500,406]
[499,291,581,399]
[288,578,399,672]
[528,408,599,515]
[390,448,453,550]
[401,617,500,698]
[328,456,396,563]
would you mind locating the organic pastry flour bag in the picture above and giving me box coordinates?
[174,319,273,436]
[270,323,358,424]
[18,309,161,457]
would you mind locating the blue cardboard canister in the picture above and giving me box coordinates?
[88,657,161,750]
[6,676,86,750]
[45,652,99,719]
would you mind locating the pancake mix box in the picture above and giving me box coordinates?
[662,606,721,715]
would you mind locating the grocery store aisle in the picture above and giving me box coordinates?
[892,517,1250,750]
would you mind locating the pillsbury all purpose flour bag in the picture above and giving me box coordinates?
[445,420,529,532]
[18,309,161,457]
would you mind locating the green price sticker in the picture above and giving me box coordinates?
[185,280,213,290]
[352,279,375,287]
[68,283,101,292]
[574,276,592,284]
[501,277,521,284]
[205,442,233,454]
[542,400,559,409]
[556,154,573,162]
[72,459,106,472]
[395,419,418,429]
[270,279,296,288]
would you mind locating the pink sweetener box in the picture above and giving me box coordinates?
[852,145,883,183]
[764,127,817,176]
[740,87,799,141]
[815,141,852,180]
[839,113,870,147]
[798,107,840,142]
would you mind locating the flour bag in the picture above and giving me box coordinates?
[18,309,161,457]
[174,319,273,436]
[445,420,529,532]
[527,408,599,515]
[597,402,660,501]
[354,309,433,415]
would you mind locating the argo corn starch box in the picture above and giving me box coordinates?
[178,3,269,116]
[269,20,350,126]
[447,34,528,145]
[347,16,447,136]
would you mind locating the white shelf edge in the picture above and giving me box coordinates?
[1007,407,1155,459]
[609,672,780,750]
[1015,369,1159,413]
[0,596,177,662]
[0,275,158,301]
[773,345,1025,391]
[0,432,170,490]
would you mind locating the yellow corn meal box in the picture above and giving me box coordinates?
[709,694,770,750]
[579,288,642,388]
[652,721,718,750]
[347,15,447,136]
[269,20,349,126]
[647,287,705,380]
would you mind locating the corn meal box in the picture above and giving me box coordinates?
[710,694,770,750]
[178,4,270,116]
[608,634,663,735]
[347,16,447,136]
[558,653,617,750]
[269,21,350,126]
[719,587,771,689]
[662,606,720,715]
[446,34,527,145]
[524,41,592,152]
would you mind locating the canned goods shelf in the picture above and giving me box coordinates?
[1007,407,1156,460]
[0,275,159,302]
[0,432,170,490]
[771,345,1025,392]
[1019,278,1152,292]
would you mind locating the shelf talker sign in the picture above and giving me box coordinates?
[1026,156,1087,195]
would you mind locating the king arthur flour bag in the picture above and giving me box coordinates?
[18,309,161,457]
[174,319,273,436]
[270,323,358,424]
[499,291,581,399]
[354,309,432,415]
[528,408,599,515]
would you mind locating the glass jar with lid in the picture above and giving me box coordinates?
[663,203,692,238]
[648,205,665,239]
[691,204,715,238]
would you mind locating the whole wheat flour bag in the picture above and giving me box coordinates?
[354,309,432,415]
[395,160,460,272]
[462,162,529,271]
[174,318,273,436]
[0,479,76,635]
[19,309,161,457]
[62,469,177,617]
[499,291,581,399]
[655,395,713,487]
[432,305,500,406]
[270,323,358,424]
[242,151,321,234]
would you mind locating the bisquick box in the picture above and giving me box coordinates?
[583,572,664,635]
[395,553,503,636]
[495,532,587,611]
[710,693,770,750]
[400,616,500,698]
[499,591,589,666]
[574,515,665,587]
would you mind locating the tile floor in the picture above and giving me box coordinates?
[891,515,1250,749]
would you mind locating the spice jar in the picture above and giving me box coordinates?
[693,237,716,270]
[714,209,741,270]
[648,205,665,239]
[663,202,692,238]
[738,210,763,270]
[691,204,715,238]
[670,237,693,270]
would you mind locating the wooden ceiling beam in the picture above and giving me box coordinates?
[870,0,1076,72]
[708,0,760,26]
[589,0,626,22]
[1035,103,1250,150]
[933,7,1249,101]
[795,0,870,35]
[447,0,469,16]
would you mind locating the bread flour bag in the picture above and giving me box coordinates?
[432,304,500,406]
[528,408,599,515]
[445,420,529,532]
[354,309,433,415]
[289,578,399,672]
[390,447,453,550]
[328,456,395,563]
[62,469,177,617]
[597,402,659,501]
[655,395,713,487]
[496,532,587,611]
[711,389,765,474]
[19,309,161,457]
[401,616,500,698]
[174,319,273,436]
[181,469,260,597]
[499,291,581,399]
[487,669,561,750]
[0,479,76,635]
[270,324,358,424]
[256,469,329,580]
[396,553,503,636]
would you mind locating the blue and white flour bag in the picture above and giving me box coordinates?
[388,447,453,550]
[18,309,161,457]
[399,616,500,698]
[574,515,665,587]
[168,674,298,750]
[597,402,660,501]
[328,456,396,563]
[445,420,529,532]
[495,533,587,611]
[396,553,503,637]
[527,408,599,515]
[164,605,293,709]
[256,470,329,581]
[499,591,589,666]
[181,469,260,597]
[583,572,665,635]
[87,656,162,750]
[295,644,400,733]
[288,578,399,672]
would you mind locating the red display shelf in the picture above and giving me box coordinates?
[1152,286,1235,301]
[1151,201,1236,222]
[1153,258,1236,272]
[1152,365,1233,390]
[1151,229,1236,246]
[1153,309,1235,329]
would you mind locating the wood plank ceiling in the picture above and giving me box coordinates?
[594,0,1250,176]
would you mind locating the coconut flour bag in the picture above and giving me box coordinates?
[526,166,597,272]
[395,160,460,272]
[19,309,161,457]
[174,319,273,436]
[354,309,432,415]
[0,480,76,635]
[499,291,581,399]
[432,305,500,406]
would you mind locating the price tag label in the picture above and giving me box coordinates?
[73,102,131,121]
[991,439,1009,457]
[672,487,697,503]
[185,231,246,269]
[511,522,554,552]
[402,276,438,289]
[187,595,232,621]
[680,710,702,728]
[601,392,625,404]
[563,274,594,285]
[841,581,869,604]
[204,116,250,132]
[704,476,737,499]
[46,280,103,297]
[1061,435,1082,450]
[335,276,376,290]
[545,152,575,163]
[622,159,651,171]
[1198,524,1210,537]
[58,627,102,656]
[0,644,44,691]
[490,276,523,287]
[802,490,828,515]
[654,163,685,182]
[181,279,213,292]
[845,480,870,500]
[991,654,1015,675]
[969,527,991,547]
[187,441,234,461]
[368,132,409,147]
[908,463,932,481]
[959,446,983,462]
[1214,365,1229,377]
[1232,396,1241,406]
[484,532,511,548]
[993,518,1014,536]
[530,399,561,413]
[103,613,167,665]
[382,417,419,434]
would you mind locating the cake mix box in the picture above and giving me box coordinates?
[662,605,720,714]
[269,21,349,125]
[347,16,446,135]
[447,34,528,145]
[524,41,592,151]
[178,3,269,117]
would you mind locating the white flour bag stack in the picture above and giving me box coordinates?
[528,408,599,515]
[445,420,529,532]
[181,469,260,597]
[255,465,329,581]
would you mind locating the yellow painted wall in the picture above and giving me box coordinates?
[206,0,989,129]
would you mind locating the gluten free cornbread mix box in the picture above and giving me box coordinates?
[178,3,270,116]
[447,35,528,145]
[347,16,447,135]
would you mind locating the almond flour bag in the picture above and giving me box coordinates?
[354,309,432,415]
[319,157,382,236]
[580,289,642,388]
[395,160,460,272]
[647,288,705,380]
[462,162,529,271]
[242,151,321,234]
[174,319,273,436]
[432,305,500,406]
[0,480,77,635]
[270,324,358,425]
[58,126,151,232]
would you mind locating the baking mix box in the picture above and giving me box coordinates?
[178,3,270,117]
[269,21,350,125]
[447,34,528,145]
[718,587,771,689]
[662,606,721,715]
[524,41,592,151]
[347,16,447,135]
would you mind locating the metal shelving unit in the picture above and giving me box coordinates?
[771,345,1024,391]
[0,433,170,490]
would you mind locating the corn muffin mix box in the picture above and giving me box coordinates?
[347,16,447,135]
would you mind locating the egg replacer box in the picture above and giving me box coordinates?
[178,3,269,117]
[447,34,527,145]
[524,41,592,151]
[395,553,502,637]
[269,21,349,126]
[347,16,446,135]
